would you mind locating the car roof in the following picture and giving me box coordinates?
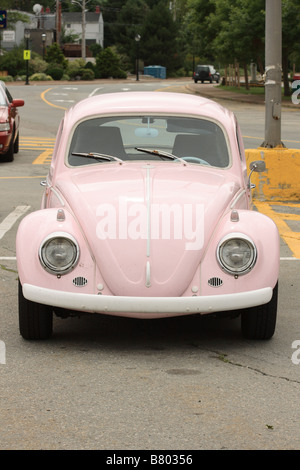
[64,92,233,130]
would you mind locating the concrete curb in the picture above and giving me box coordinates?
[245,148,300,201]
[184,83,299,202]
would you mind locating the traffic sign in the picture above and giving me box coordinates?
[24,50,31,60]
[0,10,7,29]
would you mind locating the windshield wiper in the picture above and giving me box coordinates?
[135,147,187,164]
[71,152,123,164]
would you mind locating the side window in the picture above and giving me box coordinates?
[5,88,12,104]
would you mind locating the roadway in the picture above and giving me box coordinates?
[0,79,299,451]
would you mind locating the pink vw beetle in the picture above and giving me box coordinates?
[16,92,279,340]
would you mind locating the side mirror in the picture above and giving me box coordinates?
[11,99,24,108]
[249,160,266,173]
[248,160,266,190]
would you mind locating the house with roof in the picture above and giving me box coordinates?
[62,7,104,50]
[1,7,103,57]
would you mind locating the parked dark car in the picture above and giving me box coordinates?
[193,65,220,84]
[0,81,24,162]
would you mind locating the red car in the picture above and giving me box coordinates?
[0,81,24,162]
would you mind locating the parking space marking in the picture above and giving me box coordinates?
[0,206,30,240]
[20,137,55,151]
[254,201,300,259]
[32,149,53,164]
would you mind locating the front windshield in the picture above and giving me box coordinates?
[68,115,230,168]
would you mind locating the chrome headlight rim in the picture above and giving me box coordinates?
[39,232,79,275]
[217,233,257,275]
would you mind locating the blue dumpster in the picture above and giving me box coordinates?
[144,66,166,79]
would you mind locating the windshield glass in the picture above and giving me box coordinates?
[68,115,230,168]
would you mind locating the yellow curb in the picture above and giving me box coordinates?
[245,148,300,201]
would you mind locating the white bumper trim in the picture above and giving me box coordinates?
[23,284,273,319]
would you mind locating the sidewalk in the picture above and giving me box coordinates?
[185,81,297,108]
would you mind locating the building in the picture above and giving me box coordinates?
[1,7,104,57]
[62,8,104,49]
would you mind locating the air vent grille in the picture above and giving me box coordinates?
[208,277,223,287]
[72,276,88,287]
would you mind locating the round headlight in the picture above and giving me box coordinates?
[217,234,256,275]
[39,233,79,274]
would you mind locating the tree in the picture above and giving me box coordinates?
[111,0,148,71]
[94,47,127,78]
[140,0,183,76]
[282,0,300,96]
[45,43,68,70]
[211,0,265,88]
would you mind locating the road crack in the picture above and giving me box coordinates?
[213,352,300,384]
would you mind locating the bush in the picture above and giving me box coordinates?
[0,47,28,76]
[81,68,95,80]
[29,73,53,81]
[45,43,68,70]
[46,64,64,80]
[94,48,127,79]
[0,75,13,82]
[30,56,48,74]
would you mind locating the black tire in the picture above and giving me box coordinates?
[18,280,53,340]
[14,132,19,153]
[3,135,14,162]
[241,283,278,340]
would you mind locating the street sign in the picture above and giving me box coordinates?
[3,30,15,42]
[0,10,7,29]
[24,50,31,60]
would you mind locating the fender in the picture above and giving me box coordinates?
[16,208,97,293]
[199,209,280,296]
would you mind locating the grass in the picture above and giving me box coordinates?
[217,84,293,100]
[218,84,265,95]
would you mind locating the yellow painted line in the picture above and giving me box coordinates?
[41,88,68,110]
[244,135,300,144]
[32,149,52,164]
[0,175,46,179]
[254,201,300,259]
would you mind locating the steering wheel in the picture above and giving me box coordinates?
[176,156,211,165]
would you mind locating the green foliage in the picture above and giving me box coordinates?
[94,48,127,79]
[29,73,53,81]
[0,75,13,82]
[30,56,48,74]
[46,65,64,80]
[137,0,183,76]
[0,47,29,77]
[45,43,68,70]
[89,43,102,57]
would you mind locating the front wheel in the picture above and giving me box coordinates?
[3,135,14,162]
[14,132,19,153]
[241,283,278,340]
[18,280,53,340]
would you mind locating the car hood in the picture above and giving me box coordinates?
[56,164,240,296]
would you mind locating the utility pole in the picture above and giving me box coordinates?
[262,0,284,148]
[72,0,87,61]
[82,0,86,61]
